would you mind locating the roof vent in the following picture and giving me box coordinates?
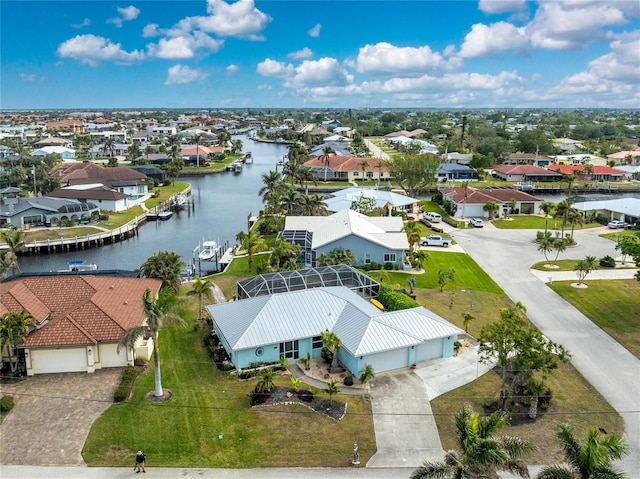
[123,300,128,305]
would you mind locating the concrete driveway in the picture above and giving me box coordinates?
[0,369,122,465]
[450,226,640,475]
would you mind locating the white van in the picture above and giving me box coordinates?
[425,212,442,223]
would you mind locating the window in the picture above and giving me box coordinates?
[279,340,299,359]
[353,172,359,177]
[364,253,371,265]
[383,253,397,262]
[312,336,323,349]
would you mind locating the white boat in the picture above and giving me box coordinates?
[158,211,173,220]
[173,194,188,208]
[198,241,218,261]
[63,260,98,272]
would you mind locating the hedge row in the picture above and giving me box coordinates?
[113,366,137,402]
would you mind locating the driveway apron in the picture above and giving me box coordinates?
[367,369,444,468]
[0,369,122,466]
[451,227,640,474]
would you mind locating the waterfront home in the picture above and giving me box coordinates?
[281,209,409,268]
[440,186,543,218]
[303,155,390,183]
[437,163,478,182]
[207,286,463,375]
[0,193,101,228]
[502,153,554,167]
[48,184,131,212]
[31,146,76,160]
[547,164,626,182]
[1,275,162,376]
[324,187,418,215]
[50,162,149,197]
[572,197,639,225]
[492,164,561,182]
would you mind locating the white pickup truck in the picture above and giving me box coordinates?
[420,235,451,247]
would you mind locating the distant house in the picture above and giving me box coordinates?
[48,184,131,212]
[606,150,640,166]
[46,119,84,134]
[31,146,76,160]
[386,136,438,154]
[503,153,553,167]
[385,129,426,139]
[33,137,72,148]
[303,155,390,183]
[324,187,418,215]
[180,145,224,165]
[207,286,463,375]
[321,119,341,129]
[0,193,101,228]
[572,197,639,225]
[547,165,626,182]
[492,165,561,183]
[441,186,543,218]
[552,138,583,153]
[308,142,351,158]
[443,152,472,165]
[1,275,162,376]
[50,162,149,196]
[437,163,478,181]
[281,209,410,268]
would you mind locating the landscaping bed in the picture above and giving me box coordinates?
[251,386,347,421]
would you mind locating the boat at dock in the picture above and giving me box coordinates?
[198,240,219,261]
[173,194,188,209]
[158,211,173,220]
[62,260,98,272]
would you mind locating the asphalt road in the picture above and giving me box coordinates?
[450,225,640,474]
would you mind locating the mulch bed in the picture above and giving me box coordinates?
[251,386,347,421]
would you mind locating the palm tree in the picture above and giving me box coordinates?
[358,364,375,384]
[536,423,629,479]
[525,378,547,419]
[235,229,266,272]
[0,310,35,372]
[103,137,116,158]
[297,166,317,194]
[540,201,556,238]
[574,255,597,285]
[554,199,573,238]
[552,237,568,264]
[298,194,328,216]
[188,276,214,321]
[320,146,335,182]
[0,229,25,275]
[258,170,284,203]
[315,252,331,267]
[537,237,555,265]
[191,133,203,167]
[255,368,275,393]
[282,187,301,215]
[568,210,584,240]
[231,139,243,155]
[462,311,475,334]
[403,220,421,252]
[483,201,499,219]
[140,251,185,294]
[118,289,185,397]
[358,159,369,183]
[321,329,343,373]
[411,406,533,479]
[325,379,339,400]
[329,247,356,265]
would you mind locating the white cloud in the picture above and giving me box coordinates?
[71,18,91,29]
[257,84,272,90]
[57,34,144,66]
[184,0,271,40]
[353,42,462,75]
[459,22,529,57]
[164,64,209,85]
[20,73,39,82]
[284,58,353,88]
[256,58,295,78]
[478,0,527,14]
[308,23,321,38]
[142,23,160,37]
[288,47,313,60]
[107,5,140,28]
[147,32,223,59]
[226,64,238,74]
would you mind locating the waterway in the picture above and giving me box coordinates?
[17,137,290,274]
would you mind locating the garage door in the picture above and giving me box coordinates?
[31,348,87,374]
[364,348,409,373]
[416,339,443,362]
[98,343,128,368]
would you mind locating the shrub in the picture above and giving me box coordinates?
[442,216,459,228]
[321,347,333,365]
[0,395,15,413]
[343,375,354,386]
[113,365,137,402]
[599,255,616,268]
[377,284,419,311]
[383,262,393,270]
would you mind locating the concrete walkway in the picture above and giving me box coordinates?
[529,266,639,283]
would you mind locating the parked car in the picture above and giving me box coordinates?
[424,212,442,223]
[607,220,627,229]
[469,218,484,228]
[420,235,451,247]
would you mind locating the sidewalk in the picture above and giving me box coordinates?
[529,266,638,283]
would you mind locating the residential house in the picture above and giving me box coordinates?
[48,184,132,212]
[33,137,72,148]
[441,186,543,218]
[280,209,410,268]
[0,193,101,228]
[386,136,439,154]
[31,146,76,160]
[308,142,352,158]
[547,165,626,182]
[437,163,478,182]
[321,119,341,129]
[50,162,149,197]
[607,150,640,166]
[180,145,224,165]
[0,275,162,376]
[385,129,426,139]
[206,286,463,375]
[323,187,418,215]
[552,138,583,153]
[443,152,472,165]
[46,119,84,134]
[552,154,606,166]
[492,165,562,183]
[572,196,639,225]
[303,155,390,183]
[503,153,553,167]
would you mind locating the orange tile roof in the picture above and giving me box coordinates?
[1,276,162,348]
[442,186,542,204]
[304,155,389,172]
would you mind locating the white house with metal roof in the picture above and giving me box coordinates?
[206,287,462,374]
[572,196,640,225]
[324,187,418,215]
[281,209,410,268]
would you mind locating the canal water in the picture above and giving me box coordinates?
[18,137,290,274]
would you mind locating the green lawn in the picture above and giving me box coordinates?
[530,259,635,271]
[600,230,640,242]
[83,303,375,468]
[548,279,640,358]
[492,216,600,230]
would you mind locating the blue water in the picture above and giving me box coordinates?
[18,137,290,274]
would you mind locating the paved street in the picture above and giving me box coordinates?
[450,225,640,474]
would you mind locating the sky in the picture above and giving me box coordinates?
[1,0,640,110]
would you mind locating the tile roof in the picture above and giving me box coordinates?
[0,276,162,348]
[547,165,626,175]
[442,186,542,204]
[493,165,561,176]
[304,155,389,172]
[50,162,147,187]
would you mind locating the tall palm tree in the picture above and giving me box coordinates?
[103,138,116,158]
[574,255,597,285]
[0,229,25,275]
[358,159,369,183]
[282,187,301,215]
[321,329,343,373]
[231,139,243,155]
[540,201,556,238]
[140,251,185,295]
[298,194,328,216]
[567,210,584,240]
[191,133,203,167]
[297,166,317,194]
[403,220,421,252]
[235,229,266,272]
[536,423,629,479]
[537,237,555,265]
[329,247,356,265]
[320,146,335,182]
[188,276,214,321]
[0,310,35,372]
[118,289,185,397]
[554,199,573,237]
[259,170,283,203]
[411,405,533,479]
[483,201,499,219]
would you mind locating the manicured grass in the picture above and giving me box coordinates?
[82,299,375,468]
[431,361,624,465]
[530,259,635,271]
[492,216,600,230]
[548,279,640,358]
[600,230,640,242]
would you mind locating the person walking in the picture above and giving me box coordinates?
[134,451,146,473]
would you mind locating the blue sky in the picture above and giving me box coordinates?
[2,0,639,110]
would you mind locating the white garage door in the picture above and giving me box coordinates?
[98,343,128,368]
[416,339,443,362]
[364,348,409,373]
[31,348,86,374]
